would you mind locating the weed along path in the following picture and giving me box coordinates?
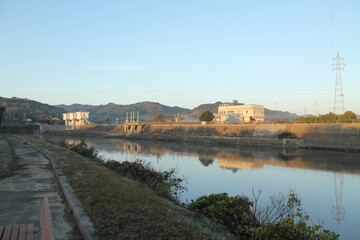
[18,136,236,240]
[0,135,80,240]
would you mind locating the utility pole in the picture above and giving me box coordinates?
[332,53,345,114]
[314,101,319,116]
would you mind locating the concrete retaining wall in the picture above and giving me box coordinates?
[126,123,360,151]
[39,125,66,133]
[127,134,303,148]
[41,123,360,151]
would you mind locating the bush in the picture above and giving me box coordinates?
[62,140,185,202]
[296,111,358,123]
[251,204,339,240]
[188,192,339,240]
[277,132,297,139]
[65,140,99,159]
[104,160,186,202]
[199,110,215,122]
[188,193,258,238]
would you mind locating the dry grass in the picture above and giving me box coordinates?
[20,136,235,240]
[0,134,13,178]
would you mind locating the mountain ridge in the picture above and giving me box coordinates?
[0,96,300,122]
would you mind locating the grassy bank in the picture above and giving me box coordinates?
[19,136,235,240]
[0,134,13,178]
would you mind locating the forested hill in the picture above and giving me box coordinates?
[0,96,65,119]
[0,96,300,122]
[264,109,300,121]
[191,102,223,116]
[56,102,191,121]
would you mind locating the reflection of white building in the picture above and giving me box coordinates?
[62,112,90,128]
[215,101,264,123]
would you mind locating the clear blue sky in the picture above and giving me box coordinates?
[1,0,359,115]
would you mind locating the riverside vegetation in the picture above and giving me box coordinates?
[0,135,13,178]
[1,135,339,239]
[18,136,235,239]
[296,111,358,123]
[55,138,339,240]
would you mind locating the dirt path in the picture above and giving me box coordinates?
[0,135,82,240]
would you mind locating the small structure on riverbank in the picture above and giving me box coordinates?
[123,111,145,134]
[62,112,90,129]
[215,100,264,123]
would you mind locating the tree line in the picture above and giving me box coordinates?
[296,111,358,123]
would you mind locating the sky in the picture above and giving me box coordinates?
[0,0,359,115]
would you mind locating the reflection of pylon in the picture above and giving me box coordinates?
[332,173,345,225]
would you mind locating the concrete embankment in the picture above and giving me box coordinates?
[122,123,360,151]
[41,123,360,151]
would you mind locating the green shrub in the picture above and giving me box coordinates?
[296,111,359,123]
[188,193,259,239]
[251,205,339,240]
[62,140,186,203]
[188,192,339,240]
[104,160,186,202]
[65,140,99,159]
[199,110,215,122]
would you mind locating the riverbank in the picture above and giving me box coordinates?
[45,123,360,151]
[17,136,236,239]
[1,134,343,239]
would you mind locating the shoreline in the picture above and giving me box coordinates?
[3,122,360,152]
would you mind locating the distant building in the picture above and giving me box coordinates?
[215,100,264,123]
[62,112,90,128]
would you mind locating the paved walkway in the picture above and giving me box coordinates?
[0,135,81,240]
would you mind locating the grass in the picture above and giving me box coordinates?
[19,136,235,240]
[0,134,13,178]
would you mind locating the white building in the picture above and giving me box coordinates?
[62,112,90,128]
[216,101,264,123]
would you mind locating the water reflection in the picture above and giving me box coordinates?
[83,139,360,175]
[332,173,345,225]
[43,136,360,240]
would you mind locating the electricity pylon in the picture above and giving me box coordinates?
[332,53,345,114]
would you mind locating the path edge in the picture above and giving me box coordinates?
[14,136,100,240]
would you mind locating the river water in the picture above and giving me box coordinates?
[45,136,360,240]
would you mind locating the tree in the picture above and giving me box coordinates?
[149,113,166,122]
[340,111,357,122]
[0,105,6,125]
[199,110,214,122]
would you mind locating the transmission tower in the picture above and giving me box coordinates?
[332,53,345,114]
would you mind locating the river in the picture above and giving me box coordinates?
[45,136,360,240]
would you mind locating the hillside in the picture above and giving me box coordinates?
[0,96,300,122]
[191,101,223,115]
[57,102,191,121]
[0,97,65,120]
[264,109,300,121]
